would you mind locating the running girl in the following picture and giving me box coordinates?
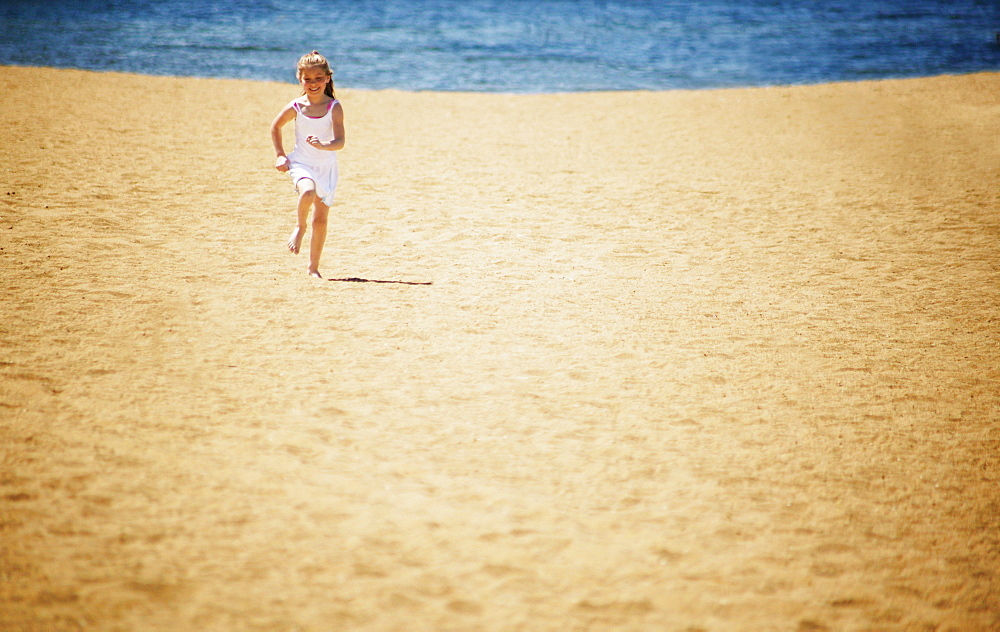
[270,51,346,278]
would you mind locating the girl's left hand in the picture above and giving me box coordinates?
[306,135,325,149]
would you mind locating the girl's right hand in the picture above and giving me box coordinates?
[275,156,290,172]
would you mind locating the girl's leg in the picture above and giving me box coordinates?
[288,178,317,254]
[308,198,330,278]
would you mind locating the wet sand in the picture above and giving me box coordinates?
[1,66,998,631]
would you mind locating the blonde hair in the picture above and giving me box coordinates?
[297,50,335,98]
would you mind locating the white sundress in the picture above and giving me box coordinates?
[286,98,339,206]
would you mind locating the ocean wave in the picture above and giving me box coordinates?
[0,0,997,92]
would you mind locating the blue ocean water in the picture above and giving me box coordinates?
[1,0,997,92]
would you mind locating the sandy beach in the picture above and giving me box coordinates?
[1,66,998,631]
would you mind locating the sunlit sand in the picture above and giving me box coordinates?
[1,66,997,631]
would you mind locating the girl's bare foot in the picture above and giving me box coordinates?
[308,268,323,279]
[287,227,305,254]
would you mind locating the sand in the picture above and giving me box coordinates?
[1,65,998,631]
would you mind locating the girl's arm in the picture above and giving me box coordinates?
[329,102,346,150]
[270,104,296,170]
[306,102,346,151]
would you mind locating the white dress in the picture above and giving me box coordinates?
[286,98,339,206]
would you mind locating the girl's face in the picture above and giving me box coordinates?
[298,66,330,96]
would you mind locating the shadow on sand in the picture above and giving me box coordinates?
[328,277,432,286]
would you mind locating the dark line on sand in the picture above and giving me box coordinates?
[329,277,432,286]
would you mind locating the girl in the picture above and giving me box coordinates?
[271,51,346,278]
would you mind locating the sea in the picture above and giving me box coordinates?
[1,0,997,92]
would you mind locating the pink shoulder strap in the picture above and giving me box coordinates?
[292,99,336,116]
